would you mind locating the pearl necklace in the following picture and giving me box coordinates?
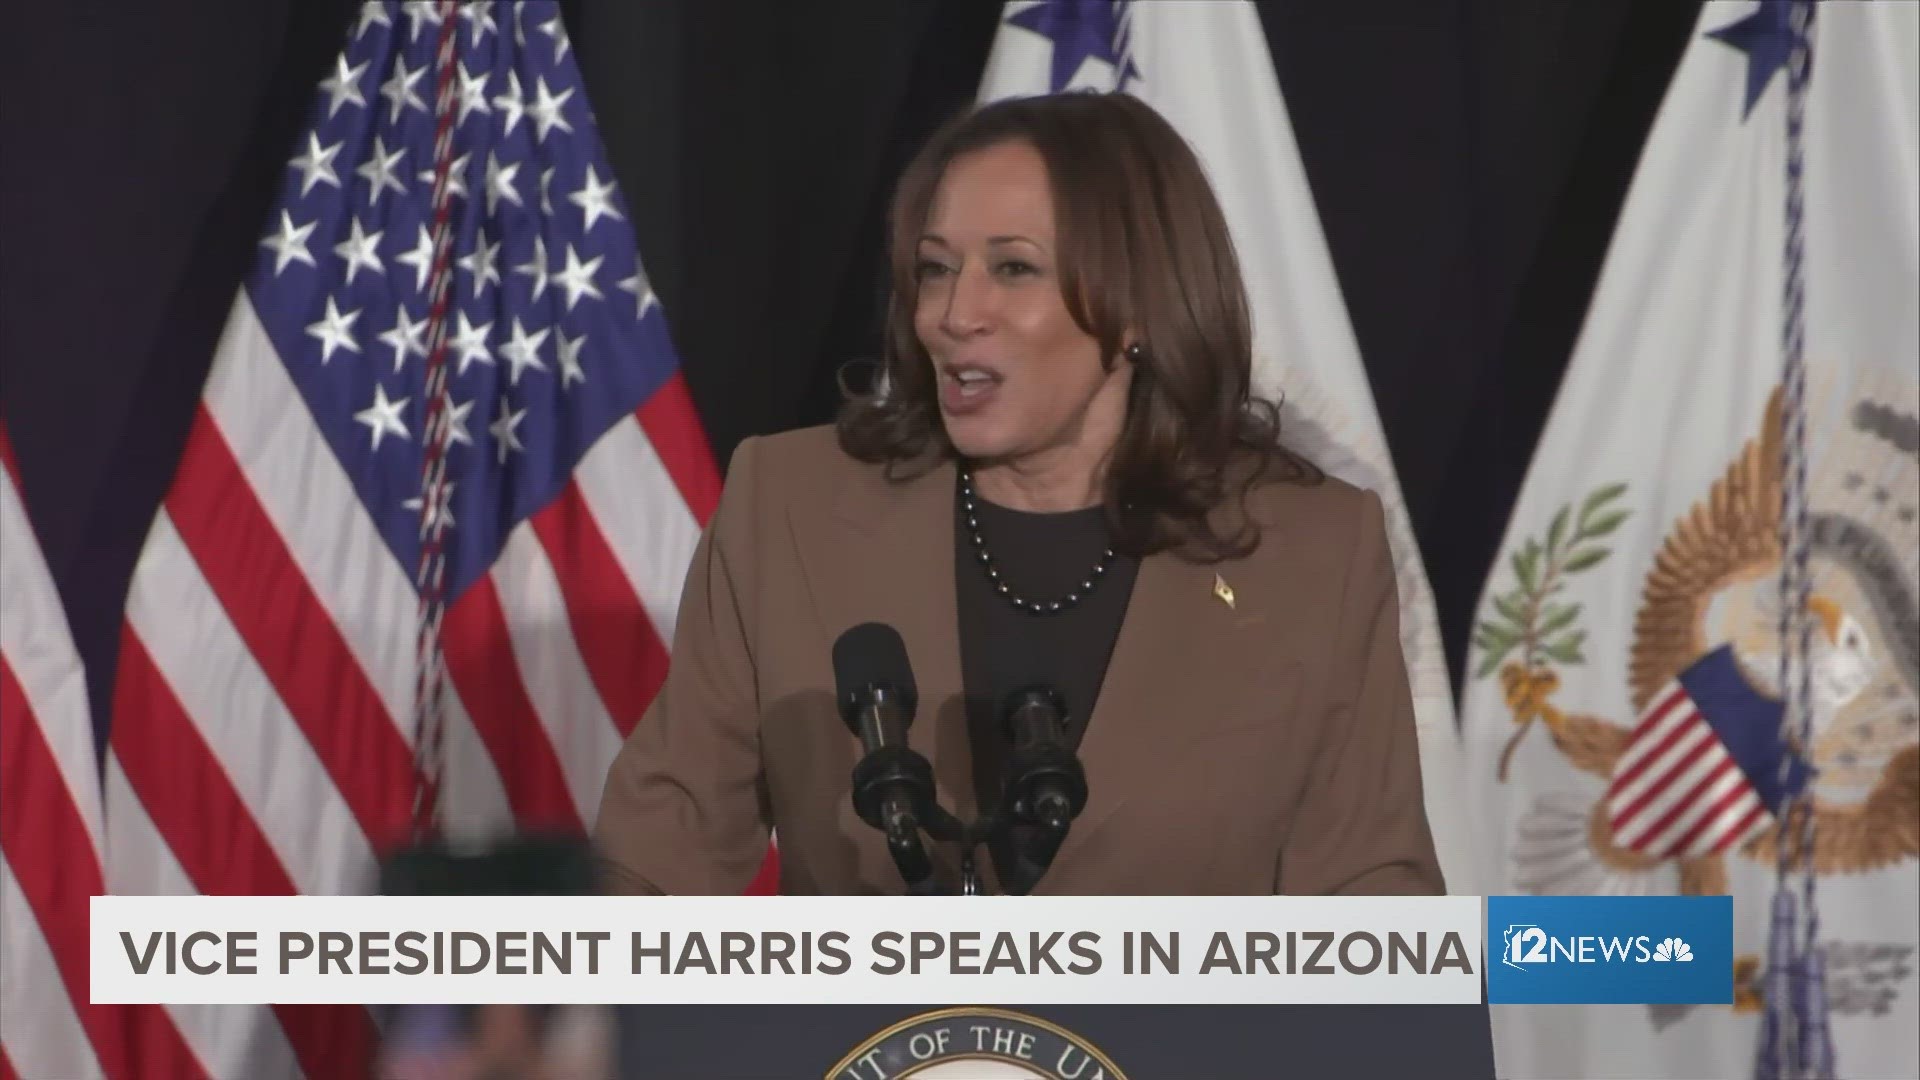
[959,470,1117,616]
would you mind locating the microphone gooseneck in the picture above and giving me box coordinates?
[1000,684,1089,835]
[832,623,939,892]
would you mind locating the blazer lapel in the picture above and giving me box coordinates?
[786,456,976,882]
[1037,547,1285,891]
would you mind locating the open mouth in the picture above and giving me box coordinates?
[944,367,1002,397]
[938,364,1003,414]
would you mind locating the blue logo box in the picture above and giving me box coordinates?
[1486,895,1734,1005]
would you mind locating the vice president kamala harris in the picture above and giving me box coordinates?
[594,91,1444,898]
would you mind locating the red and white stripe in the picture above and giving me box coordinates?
[1,425,112,1080]
[102,269,774,1073]
[3,428,202,1079]
[1604,681,1769,859]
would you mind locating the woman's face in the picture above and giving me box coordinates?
[913,140,1131,468]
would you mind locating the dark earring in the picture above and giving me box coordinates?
[1125,343,1145,362]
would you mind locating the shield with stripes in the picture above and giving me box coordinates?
[1605,644,1814,861]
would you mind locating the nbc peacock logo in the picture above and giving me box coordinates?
[1651,937,1694,963]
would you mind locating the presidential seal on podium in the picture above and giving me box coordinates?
[827,1007,1128,1079]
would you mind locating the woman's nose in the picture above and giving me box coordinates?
[939,263,996,337]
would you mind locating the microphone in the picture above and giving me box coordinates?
[832,623,936,857]
[1000,685,1088,834]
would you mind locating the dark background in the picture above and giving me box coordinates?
[0,0,1704,735]
[618,1001,1498,1078]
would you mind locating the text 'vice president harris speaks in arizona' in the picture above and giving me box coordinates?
[592,90,1444,901]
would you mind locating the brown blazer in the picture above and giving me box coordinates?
[594,424,1444,896]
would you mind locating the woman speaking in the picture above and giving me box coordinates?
[594,91,1444,897]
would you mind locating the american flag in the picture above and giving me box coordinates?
[1606,644,1813,861]
[1,423,122,1080]
[70,3,773,1076]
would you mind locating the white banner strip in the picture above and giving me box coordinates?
[92,895,1484,1006]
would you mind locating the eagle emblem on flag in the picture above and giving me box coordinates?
[1477,376,1920,1011]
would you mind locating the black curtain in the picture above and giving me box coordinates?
[0,0,1702,736]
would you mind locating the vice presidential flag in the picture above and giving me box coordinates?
[100,3,768,1076]
[977,1,1471,888]
[1460,3,1919,1077]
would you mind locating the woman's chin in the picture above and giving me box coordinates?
[941,417,1016,461]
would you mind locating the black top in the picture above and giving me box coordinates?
[953,476,1140,893]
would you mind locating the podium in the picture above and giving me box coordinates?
[614,1001,1497,1078]
[376,840,1497,1077]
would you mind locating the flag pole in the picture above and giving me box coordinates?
[407,0,466,844]
[1756,2,1832,1077]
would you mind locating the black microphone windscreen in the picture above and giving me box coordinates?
[1002,684,1067,742]
[831,622,916,701]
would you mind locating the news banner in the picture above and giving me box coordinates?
[92,894,1731,1007]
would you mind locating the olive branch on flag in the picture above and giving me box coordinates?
[1473,482,1629,779]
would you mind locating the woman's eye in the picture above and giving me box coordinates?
[914,259,952,278]
[996,260,1037,278]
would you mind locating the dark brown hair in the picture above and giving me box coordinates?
[836,91,1321,562]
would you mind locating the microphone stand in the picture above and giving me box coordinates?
[848,744,942,895]
[919,807,1004,896]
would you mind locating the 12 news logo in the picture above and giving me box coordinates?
[1484,896,1731,1004]
[1503,925,1695,971]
